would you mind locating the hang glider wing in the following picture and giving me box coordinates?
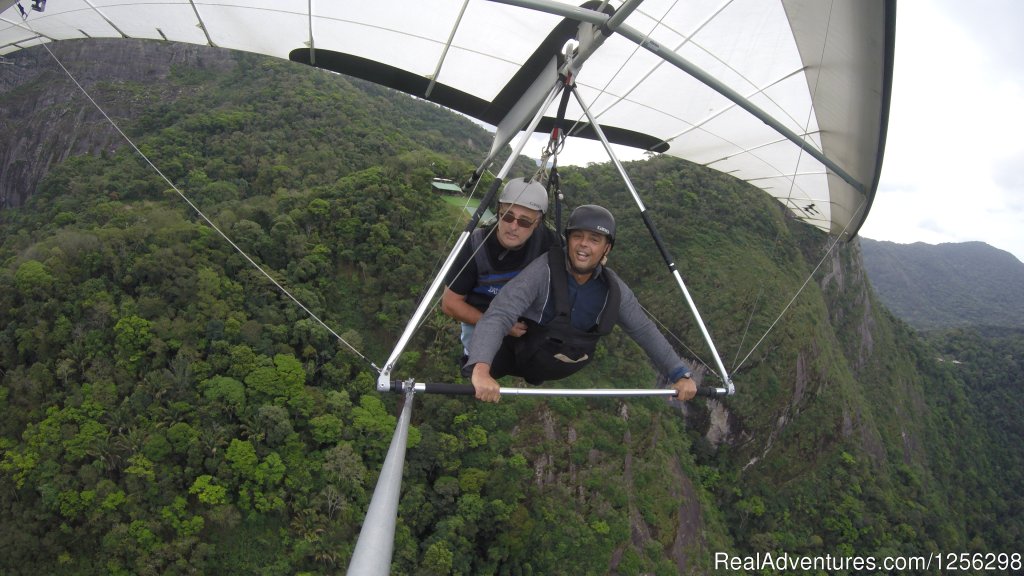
[0,0,894,237]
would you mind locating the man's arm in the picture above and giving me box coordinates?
[441,237,478,318]
[440,287,483,325]
[467,255,550,365]
[471,363,501,402]
[466,255,551,401]
[441,287,528,337]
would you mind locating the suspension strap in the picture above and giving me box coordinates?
[539,73,574,247]
[550,167,563,247]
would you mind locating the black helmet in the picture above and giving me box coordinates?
[565,204,615,245]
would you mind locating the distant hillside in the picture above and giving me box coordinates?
[4,40,1023,575]
[0,39,525,211]
[859,238,1024,330]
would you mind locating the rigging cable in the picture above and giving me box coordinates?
[413,162,560,342]
[731,0,838,373]
[638,302,719,382]
[29,34,381,374]
[731,197,867,374]
[426,76,574,341]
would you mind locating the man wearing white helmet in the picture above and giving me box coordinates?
[442,178,556,358]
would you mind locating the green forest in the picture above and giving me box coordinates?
[1,42,1021,575]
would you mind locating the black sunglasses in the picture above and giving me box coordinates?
[500,210,537,228]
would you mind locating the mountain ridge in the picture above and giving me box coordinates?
[859,237,1024,330]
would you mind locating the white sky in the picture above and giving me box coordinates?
[535,1,1024,263]
[858,0,1024,263]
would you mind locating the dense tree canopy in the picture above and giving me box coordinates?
[1,43,1020,574]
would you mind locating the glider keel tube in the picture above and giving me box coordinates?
[390,381,730,398]
[346,389,416,575]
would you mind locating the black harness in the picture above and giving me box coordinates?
[466,225,547,311]
[509,249,621,383]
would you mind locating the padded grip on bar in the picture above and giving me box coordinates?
[695,386,729,398]
[422,382,475,395]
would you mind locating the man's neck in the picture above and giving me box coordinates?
[570,270,593,285]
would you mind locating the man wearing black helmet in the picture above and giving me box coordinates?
[442,178,556,359]
[465,204,698,403]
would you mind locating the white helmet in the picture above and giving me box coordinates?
[499,178,548,214]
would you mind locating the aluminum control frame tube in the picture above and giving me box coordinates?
[376,80,564,392]
[571,85,735,394]
[345,389,416,575]
[405,381,730,397]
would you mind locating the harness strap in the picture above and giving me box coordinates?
[550,78,573,246]
[545,248,621,333]
[548,248,571,317]
[469,225,546,302]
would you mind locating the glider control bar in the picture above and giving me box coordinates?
[390,380,731,398]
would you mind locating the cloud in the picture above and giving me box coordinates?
[934,0,1024,77]
[917,218,948,236]
[865,0,1024,262]
[993,150,1024,195]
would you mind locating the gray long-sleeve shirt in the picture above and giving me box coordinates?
[466,252,692,381]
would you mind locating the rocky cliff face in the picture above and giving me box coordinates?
[696,233,910,468]
[1,39,233,209]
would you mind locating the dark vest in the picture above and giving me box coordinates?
[511,249,621,382]
[466,225,547,310]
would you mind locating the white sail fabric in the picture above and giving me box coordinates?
[0,0,893,236]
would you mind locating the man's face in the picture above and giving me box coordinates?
[566,229,611,276]
[496,203,542,250]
